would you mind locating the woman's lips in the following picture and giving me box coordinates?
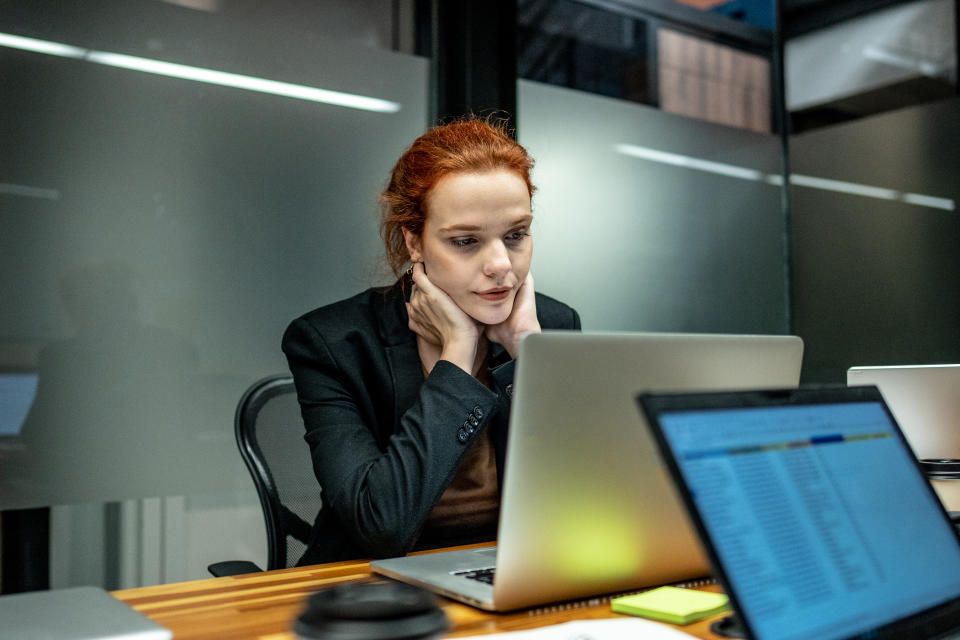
[476,287,511,301]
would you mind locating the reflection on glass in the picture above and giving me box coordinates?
[518,0,652,105]
[790,97,960,383]
[518,80,787,335]
[787,0,956,132]
[0,32,401,113]
[518,0,775,132]
[0,373,38,437]
[0,0,428,510]
[658,28,771,133]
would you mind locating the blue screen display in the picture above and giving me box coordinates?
[659,401,960,640]
[0,373,38,437]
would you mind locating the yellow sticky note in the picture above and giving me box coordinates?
[610,586,729,625]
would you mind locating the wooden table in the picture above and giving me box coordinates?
[113,552,727,640]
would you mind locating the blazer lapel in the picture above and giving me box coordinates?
[376,281,423,435]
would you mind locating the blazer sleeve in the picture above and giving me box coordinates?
[282,317,501,558]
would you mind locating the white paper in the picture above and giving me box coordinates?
[459,617,700,640]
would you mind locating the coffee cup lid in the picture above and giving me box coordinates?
[920,458,960,478]
[295,581,448,640]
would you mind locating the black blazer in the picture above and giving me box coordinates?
[282,280,580,565]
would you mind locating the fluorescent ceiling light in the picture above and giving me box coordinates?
[0,32,401,113]
[788,174,899,200]
[0,32,85,58]
[614,143,955,212]
[901,193,955,211]
[862,44,950,77]
[613,144,764,181]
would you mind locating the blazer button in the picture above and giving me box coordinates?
[472,406,484,419]
[468,415,480,428]
[457,427,470,443]
[505,384,513,398]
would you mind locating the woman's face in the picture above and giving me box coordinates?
[404,169,533,325]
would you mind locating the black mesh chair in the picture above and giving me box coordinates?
[207,374,320,576]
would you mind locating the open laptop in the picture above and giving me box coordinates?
[637,385,960,640]
[0,371,38,440]
[371,331,804,611]
[847,365,960,460]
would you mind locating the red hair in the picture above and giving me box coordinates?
[380,116,536,276]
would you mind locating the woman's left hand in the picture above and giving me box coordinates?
[486,272,541,359]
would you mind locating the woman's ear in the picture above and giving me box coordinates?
[402,228,422,263]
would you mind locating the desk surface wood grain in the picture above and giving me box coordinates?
[113,553,725,640]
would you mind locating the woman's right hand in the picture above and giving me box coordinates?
[406,262,481,375]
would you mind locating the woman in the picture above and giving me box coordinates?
[282,117,580,565]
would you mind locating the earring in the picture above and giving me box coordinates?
[405,263,415,277]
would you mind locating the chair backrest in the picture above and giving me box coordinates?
[235,374,320,570]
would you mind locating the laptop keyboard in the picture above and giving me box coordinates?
[454,567,495,584]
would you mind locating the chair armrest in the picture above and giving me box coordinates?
[207,560,263,577]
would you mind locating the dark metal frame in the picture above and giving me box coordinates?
[773,0,794,335]
[431,0,519,128]
[783,0,920,38]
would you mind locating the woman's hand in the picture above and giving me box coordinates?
[406,262,481,375]
[486,272,541,359]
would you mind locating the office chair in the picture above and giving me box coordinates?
[207,374,320,576]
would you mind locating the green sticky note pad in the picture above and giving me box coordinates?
[610,586,729,625]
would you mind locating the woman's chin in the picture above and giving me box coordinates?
[468,306,512,327]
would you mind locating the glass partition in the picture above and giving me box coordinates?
[517,80,788,335]
[790,96,960,383]
[0,1,428,512]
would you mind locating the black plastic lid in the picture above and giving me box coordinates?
[295,582,448,640]
[920,458,960,478]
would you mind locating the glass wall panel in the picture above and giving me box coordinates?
[0,1,428,510]
[517,80,787,335]
[790,96,960,383]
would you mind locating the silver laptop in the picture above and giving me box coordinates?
[0,585,172,640]
[847,364,960,460]
[370,331,804,611]
[638,385,960,639]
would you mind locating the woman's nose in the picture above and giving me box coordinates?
[483,241,512,278]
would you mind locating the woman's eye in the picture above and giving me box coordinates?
[505,230,530,243]
[452,238,477,248]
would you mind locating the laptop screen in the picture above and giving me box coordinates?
[0,372,38,437]
[644,389,960,640]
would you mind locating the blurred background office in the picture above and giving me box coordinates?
[0,0,957,593]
